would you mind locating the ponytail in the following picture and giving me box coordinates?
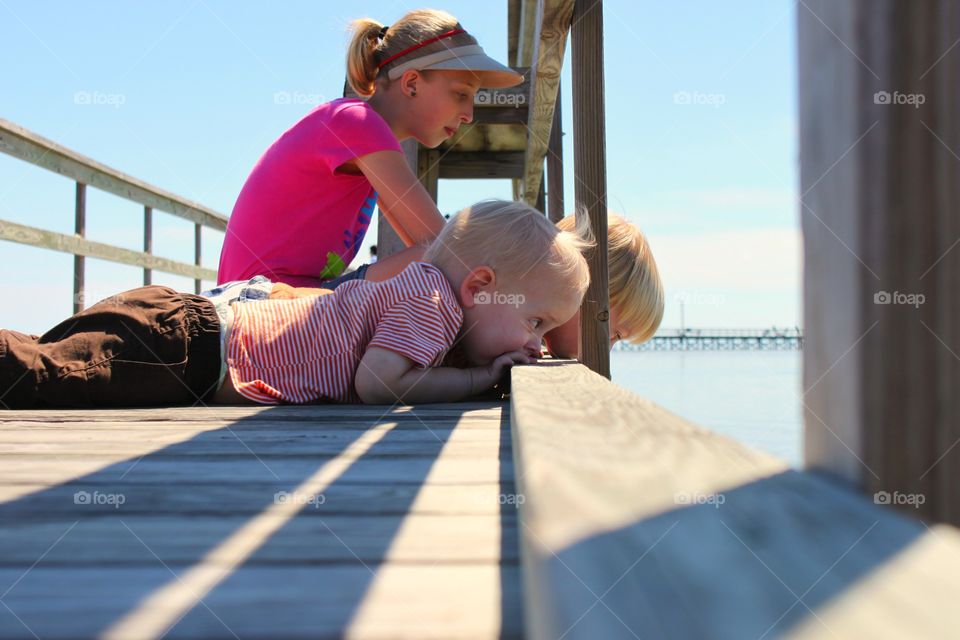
[347,18,384,97]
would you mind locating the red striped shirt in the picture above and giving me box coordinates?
[226,262,463,404]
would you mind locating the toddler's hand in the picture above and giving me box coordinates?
[471,350,532,394]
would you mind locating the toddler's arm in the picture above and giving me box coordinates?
[354,346,530,404]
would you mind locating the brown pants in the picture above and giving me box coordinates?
[0,286,221,409]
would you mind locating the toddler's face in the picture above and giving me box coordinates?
[457,267,583,367]
[543,305,625,359]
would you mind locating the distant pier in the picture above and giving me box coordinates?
[619,327,804,351]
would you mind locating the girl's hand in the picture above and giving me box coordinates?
[470,350,532,395]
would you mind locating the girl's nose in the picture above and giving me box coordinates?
[461,104,474,124]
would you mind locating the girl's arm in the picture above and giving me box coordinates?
[354,346,531,404]
[355,150,446,246]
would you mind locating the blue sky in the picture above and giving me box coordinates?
[0,0,800,332]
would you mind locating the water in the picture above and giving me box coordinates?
[610,350,803,467]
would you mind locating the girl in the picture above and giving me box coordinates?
[217,9,522,289]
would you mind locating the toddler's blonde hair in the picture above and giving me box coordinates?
[348,10,462,97]
[425,200,592,296]
[557,213,664,344]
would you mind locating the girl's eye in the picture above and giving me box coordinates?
[531,319,543,330]
[458,92,469,101]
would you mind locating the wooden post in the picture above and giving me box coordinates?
[193,223,201,294]
[73,182,85,314]
[546,81,564,223]
[571,0,610,378]
[417,148,440,203]
[799,0,960,523]
[377,139,417,260]
[143,206,152,286]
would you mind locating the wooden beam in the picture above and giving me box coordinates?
[0,119,227,231]
[800,0,960,524]
[440,123,528,154]
[515,0,540,67]
[519,0,575,206]
[508,0,522,66]
[511,363,960,639]
[0,218,217,281]
[571,0,610,378]
[546,81,565,222]
[437,152,526,179]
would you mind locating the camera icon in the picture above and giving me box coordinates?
[73,491,91,505]
[475,91,491,105]
[873,491,891,505]
[873,91,891,105]
[874,291,891,304]
[674,492,690,504]
[673,91,692,105]
[273,91,292,105]
[274,491,290,504]
[474,291,491,305]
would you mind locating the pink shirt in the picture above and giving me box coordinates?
[218,98,402,287]
[226,262,463,404]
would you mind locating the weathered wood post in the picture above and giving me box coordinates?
[571,0,610,378]
[546,81,564,223]
[800,0,960,523]
[73,182,85,313]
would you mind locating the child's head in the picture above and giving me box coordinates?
[347,10,523,148]
[424,200,592,367]
[544,214,664,358]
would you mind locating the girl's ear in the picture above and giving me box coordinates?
[458,266,496,308]
[400,69,421,98]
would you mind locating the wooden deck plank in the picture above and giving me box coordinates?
[0,402,519,639]
[0,456,513,485]
[0,514,518,565]
[0,565,522,639]
[510,363,960,640]
[0,482,519,516]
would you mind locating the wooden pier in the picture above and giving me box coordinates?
[0,402,522,639]
[3,0,960,637]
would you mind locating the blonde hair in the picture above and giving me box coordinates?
[557,214,664,344]
[425,200,593,297]
[347,10,465,97]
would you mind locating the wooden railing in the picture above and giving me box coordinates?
[510,362,960,639]
[0,118,227,312]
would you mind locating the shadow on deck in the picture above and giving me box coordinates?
[0,403,521,639]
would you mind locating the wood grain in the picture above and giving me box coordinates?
[510,362,960,639]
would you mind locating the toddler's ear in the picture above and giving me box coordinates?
[458,266,496,308]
